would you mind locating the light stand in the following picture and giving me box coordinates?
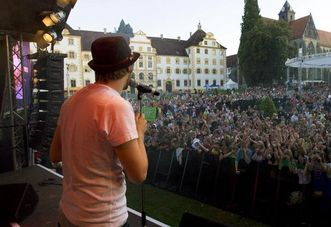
[137,90,146,227]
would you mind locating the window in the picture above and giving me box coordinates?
[213,80,216,85]
[212,41,216,46]
[197,79,201,86]
[148,73,153,80]
[196,58,201,64]
[68,64,77,72]
[176,68,180,74]
[157,80,161,87]
[204,58,209,65]
[85,80,91,85]
[139,73,144,80]
[147,47,151,52]
[184,80,188,86]
[183,68,188,74]
[166,57,171,64]
[176,80,180,87]
[220,80,224,86]
[212,49,216,55]
[68,38,74,45]
[197,68,201,74]
[157,68,162,74]
[189,80,192,86]
[204,68,209,74]
[70,79,76,87]
[183,59,188,64]
[212,69,217,74]
[196,48,200,54]
[83,54,90,61]
[204,49,208,54]
[131,73,135,79]
[205,80,209,85]
[166,67,171,73]
[220,68,224,74]
[68,51,75,59]
[138,56,143,68]
[148,56,153,68]
[204,41,207,45]
[139,46,143,51]
[212,59,216,65]
[175,58,180,64]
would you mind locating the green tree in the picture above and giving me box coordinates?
[117,19,134,37]
[258,96,277,118]
[238,0,261,86]
[243,20,292,86]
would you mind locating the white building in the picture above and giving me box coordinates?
[30,23,227,94]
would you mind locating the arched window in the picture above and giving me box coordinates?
[307,41,315,55]
[148,73,153,80]
[131,73,136,79]
[139,73,144,80]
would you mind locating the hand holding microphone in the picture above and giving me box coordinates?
[129,79,160,96]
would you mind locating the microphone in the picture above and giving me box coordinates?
[129,79,160,96]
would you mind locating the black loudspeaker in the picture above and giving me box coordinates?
[28,53,66,153]
[0,183,39,224]
[179,212,231,227]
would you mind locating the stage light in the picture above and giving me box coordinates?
[42,11,66,27]
[34,30,49,49]
[56,0,77,8]
[42,31,58,43]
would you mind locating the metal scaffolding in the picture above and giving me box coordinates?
[1,33,29,170]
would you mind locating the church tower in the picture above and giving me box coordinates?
[278,0,295,22]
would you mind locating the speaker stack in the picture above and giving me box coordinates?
[28,53,66,154]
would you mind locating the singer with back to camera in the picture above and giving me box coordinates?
[50,36,148,227]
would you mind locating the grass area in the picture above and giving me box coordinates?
[126,182,269,227]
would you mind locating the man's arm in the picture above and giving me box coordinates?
[50,125,62,163]
[115,113,148,184]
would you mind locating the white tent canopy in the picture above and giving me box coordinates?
[224,79,238,90]
[285,52,331,68]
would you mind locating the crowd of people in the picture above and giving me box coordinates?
[129,83,331,226]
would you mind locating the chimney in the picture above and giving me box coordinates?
[78,27,81,30]
[160,34,163,39]
[177,36,181,41]
[190,32,192,37]
[103,28,107,34]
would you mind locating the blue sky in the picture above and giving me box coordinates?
[67,0,331,55]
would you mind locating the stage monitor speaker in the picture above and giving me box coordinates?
[0,183,39,224]
[179,212,231,227]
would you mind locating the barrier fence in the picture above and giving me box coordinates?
[146,147,331,227]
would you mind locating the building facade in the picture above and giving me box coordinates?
[30,24,227,94]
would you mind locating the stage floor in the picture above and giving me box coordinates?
[0,165,168,227]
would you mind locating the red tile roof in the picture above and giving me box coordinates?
[289,15,310,39]
[317,30,331,48]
